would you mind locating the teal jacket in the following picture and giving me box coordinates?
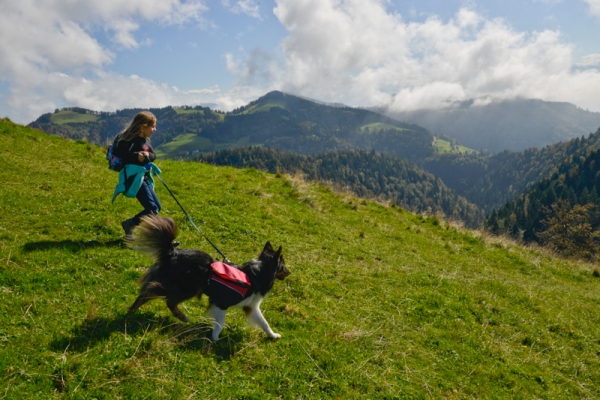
[112,163,161,202]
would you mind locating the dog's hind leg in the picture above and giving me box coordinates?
[245,305,281,340]
[166,299,190,323]
[208,304,226,340]
[128,294,154,315]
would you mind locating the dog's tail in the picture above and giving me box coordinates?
[126,215,178,261]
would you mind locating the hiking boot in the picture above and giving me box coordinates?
[121,219,136,238]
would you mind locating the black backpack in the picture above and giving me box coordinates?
[105,136,133,172]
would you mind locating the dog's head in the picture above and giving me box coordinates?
[260,242,290,281]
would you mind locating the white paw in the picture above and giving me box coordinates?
[269,333,281,340]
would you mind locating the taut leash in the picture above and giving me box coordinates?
[155,174,230,263]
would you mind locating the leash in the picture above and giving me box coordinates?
[155,174,231,263]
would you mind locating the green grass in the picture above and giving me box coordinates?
[174,109,204,115]
[241,101,286,114]
[360,122,407,132]
[155,134,259,159]
[434,137,476,154]
[1,118,600,398]
[50,111,99,125]
[154,134,213,158]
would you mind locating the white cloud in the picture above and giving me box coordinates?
[188,86,221,95]
[226,48,281,88]
[3,0,600,124]
[222,0,262,19]
[0,0,210,122]
[578,54,600,66]
[5,67,255,123]
[256,0,600,112]
[583,0,600,17]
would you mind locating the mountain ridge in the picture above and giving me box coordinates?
[378,97,600,153]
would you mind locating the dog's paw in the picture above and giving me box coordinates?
[269,333,281,340]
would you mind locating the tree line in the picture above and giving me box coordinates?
[485,146,600,259]
[197,147,484,226]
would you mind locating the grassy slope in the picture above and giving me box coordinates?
[50,111,99,125]
[1,119,599,398]
[155,134,255,159]
[360,122,408,132]
[154,134,213,158]
[241,100,287,114]
[433,138,476,154]
[174,109,204,115]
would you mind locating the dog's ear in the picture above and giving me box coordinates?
[275,246,282,259]
[263,241,274,254]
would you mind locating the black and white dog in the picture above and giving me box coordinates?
[126,215,290,340]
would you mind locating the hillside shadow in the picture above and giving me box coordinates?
[23,239,123,253]
[49,312,243,360]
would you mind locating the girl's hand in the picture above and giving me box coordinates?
[138,151,149,162]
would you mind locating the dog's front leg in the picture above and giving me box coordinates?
[247,306,281,340]
[208,304,226,340]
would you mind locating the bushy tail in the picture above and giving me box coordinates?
[126,215,178,262]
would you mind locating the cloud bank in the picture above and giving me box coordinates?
[265,0,600,112]
[584,0,600,17]
[2,0,600,124]
[0,0,235,123]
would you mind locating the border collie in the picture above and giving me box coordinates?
[126,215,290,340]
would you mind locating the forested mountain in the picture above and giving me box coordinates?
[197,147,484,226]
[28,106,222,148]
[28,91,600,221]
[422,129,600,213]
[485,144,600,259]
[379,98,600,153]
[29,91,435,163]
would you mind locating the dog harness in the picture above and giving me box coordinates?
[208,262,253,308]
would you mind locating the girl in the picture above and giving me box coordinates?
[112,111,162,237]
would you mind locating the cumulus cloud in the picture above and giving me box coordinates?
[0,0,209,122]
[222,0,262,19]
[226,48,281,88]
[258,0,600,112]
[3,0,600,124]
[583,0,600,17]
[578,54,600,66]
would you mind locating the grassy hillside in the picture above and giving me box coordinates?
[433,138,475,154]
[29,91,439,163]
[1,119,600,398]
[155,134,254,159]
[50,110,100,125]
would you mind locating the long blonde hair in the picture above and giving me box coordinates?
[119,111,156,142]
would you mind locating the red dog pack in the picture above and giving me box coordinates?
[208,262,252,306]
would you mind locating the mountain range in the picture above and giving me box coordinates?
[27,91,600,229]
[29,91,436,163]
[378,98,600,153]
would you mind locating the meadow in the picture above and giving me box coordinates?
[432,138,475,154]
[154,134,255,159]
[50,111,100,125]
[1,118,599,398]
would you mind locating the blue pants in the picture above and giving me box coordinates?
[130,177,162,226]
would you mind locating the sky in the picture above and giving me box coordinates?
[1,0,600,124]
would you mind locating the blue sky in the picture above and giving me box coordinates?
[1,0,599,124]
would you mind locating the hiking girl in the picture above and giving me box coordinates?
[111,111,162,237]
